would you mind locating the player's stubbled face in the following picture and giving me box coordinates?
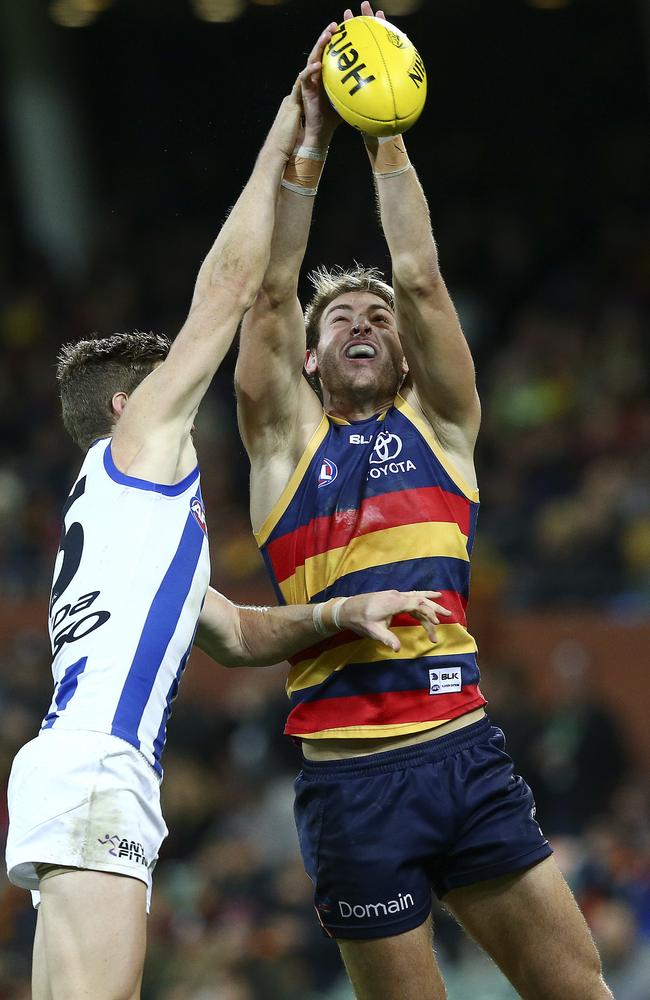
[315,291,406,401]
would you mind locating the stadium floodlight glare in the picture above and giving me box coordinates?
[49,0,113,27]
[192,0,245,22]
[383,0,423,13]
[49,1,97,27]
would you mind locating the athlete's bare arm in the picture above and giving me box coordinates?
[235,26,338,531]
[196,587,450,667]
[110,85,303,485]
[368,138,480,448]
[348,4,481,480]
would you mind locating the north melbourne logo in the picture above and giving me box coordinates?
[190,496,207,534]
[98,834,148,866]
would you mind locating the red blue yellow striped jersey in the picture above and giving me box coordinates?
[256,394,486,739]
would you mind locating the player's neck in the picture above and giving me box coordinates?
[323,389,395,424]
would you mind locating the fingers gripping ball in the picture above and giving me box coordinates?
[322,16,427,137]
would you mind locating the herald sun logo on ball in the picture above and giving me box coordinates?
[322,15,427,137]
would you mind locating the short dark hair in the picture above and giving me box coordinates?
[304,264,395,353]
[56,331,171,451]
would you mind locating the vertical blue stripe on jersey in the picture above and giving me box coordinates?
[261,546,287,606]
[111,512,204,749]
[41,656,88,729]
[151,629,196,775]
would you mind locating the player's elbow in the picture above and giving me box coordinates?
[203,256,268,314]
[391,254,441,296]
[258,275,299,310]
[192,273,253,318]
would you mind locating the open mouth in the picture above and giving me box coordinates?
[345,343,376,359]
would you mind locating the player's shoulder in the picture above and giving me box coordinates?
[68,436,109,484]
[395,387,479,497]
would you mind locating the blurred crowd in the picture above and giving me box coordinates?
[1,2,649,996]
[1,627,649,999]
[0,128,648,610]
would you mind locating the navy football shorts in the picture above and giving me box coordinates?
[294,717,552,940]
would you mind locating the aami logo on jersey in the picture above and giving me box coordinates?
[190,496,207,534]
[318,458,338,489]
[429,669,462,694]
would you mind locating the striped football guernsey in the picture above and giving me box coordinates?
[257,394,486,739]
[42,438,210,775]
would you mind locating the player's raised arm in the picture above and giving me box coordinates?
[367,130,480,440]
[195,588,450,667]
[347,5,479,450]
[110,84,303,483]
[235,25,338,474]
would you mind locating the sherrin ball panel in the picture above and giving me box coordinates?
[322,15,427,137]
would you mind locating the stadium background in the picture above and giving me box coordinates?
[0,0,648,996]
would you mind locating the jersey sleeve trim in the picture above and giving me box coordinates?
[254,415,329,547]
[394,394,479,502]
[103,442,199,496]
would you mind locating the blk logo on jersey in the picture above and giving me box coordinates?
[190,496,207,534]
[318,458,338,488]
[429,669,462,694]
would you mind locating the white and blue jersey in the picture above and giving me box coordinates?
[42,438,210,776]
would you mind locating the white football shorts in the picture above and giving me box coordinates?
[6,730,168,912]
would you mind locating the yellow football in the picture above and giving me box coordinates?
[322,16,427,137]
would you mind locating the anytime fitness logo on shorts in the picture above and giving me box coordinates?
[337,891,415,920]
[98,833,148,866]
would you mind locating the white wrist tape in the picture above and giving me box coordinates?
[331,597,347,630]
[312,601,330,637]
[281,144,329,197]
[365,134,412,179]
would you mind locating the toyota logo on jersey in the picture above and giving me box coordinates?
[369,431,402,464]
[318,458,338,488]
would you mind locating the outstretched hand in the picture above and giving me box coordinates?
[298,5,388,144]
[344,2,386,21]
[270,76,307,159]
[299,22,341,142]
[338,590,452,652]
